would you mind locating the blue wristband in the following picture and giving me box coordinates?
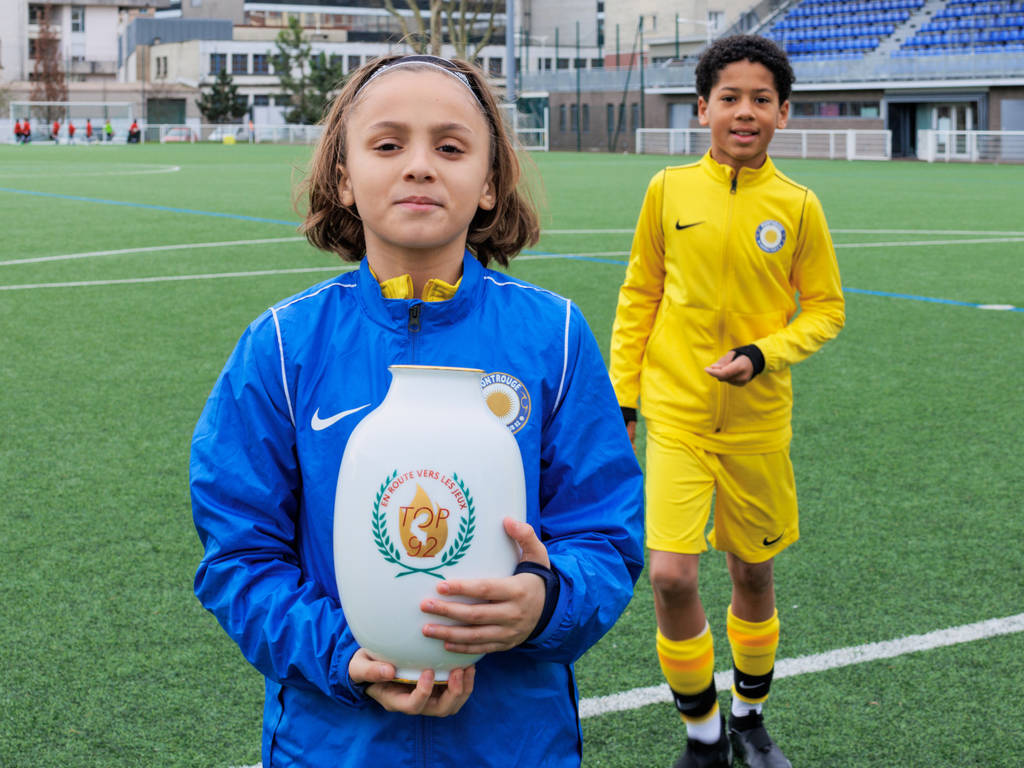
[514,561,560,642]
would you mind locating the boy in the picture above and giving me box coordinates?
[609,35,844,768]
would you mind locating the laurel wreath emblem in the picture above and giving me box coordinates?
[372,469,476,579]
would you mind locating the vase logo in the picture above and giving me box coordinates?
[481,372,531,433]
[372,469,476,579]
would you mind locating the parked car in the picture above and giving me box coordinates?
[205,125,249,142]
[160,127,197,143]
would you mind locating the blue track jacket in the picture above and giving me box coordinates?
[191,253,645,767]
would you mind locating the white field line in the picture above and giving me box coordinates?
[0,237,307,266]
[838,236,1024,249]
[226,612,1024,768]
[4,229,1023,291]
[541,228,1024,236]
[5,226,1023,272]
[580,612,1024,718]
[0,163,181,178]
[0,266,353,291]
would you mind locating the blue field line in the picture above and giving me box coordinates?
[843,286,1023,312]
[0,187,300,227]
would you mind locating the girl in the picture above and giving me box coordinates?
[190,55,644,767]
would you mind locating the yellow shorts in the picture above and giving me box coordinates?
[644,425,799,563]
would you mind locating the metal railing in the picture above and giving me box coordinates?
[522,50,1024,92]
[636,127,892,160]
[917,129,1024,162]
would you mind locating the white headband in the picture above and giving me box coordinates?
[358,56,480,103]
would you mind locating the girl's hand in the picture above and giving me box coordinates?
[420,518,549,655]
[705,350,754,386]
[348,648,475,717]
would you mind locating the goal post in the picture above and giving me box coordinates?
[499,100,550,152]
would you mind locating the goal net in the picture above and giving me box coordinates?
[500,101,549,151]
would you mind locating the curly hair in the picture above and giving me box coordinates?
[695,35,795,104]
[299,55,539,268]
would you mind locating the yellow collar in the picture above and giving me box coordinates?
[700,150,776,187]
[375,271,461,302]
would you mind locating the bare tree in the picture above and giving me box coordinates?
[382,0,501,60]
[30,4,68,121]
[446,0,500,61]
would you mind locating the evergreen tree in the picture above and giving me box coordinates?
[270,16,346,125]
[196,70,248,124]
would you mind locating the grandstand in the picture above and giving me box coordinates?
[768,0,1024,58]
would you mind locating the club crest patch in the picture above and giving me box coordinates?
[480,372,531,433]
[755,220,787,254]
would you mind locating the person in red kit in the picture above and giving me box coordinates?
[68,121,76,144]
[86,119,94,143]
[52,119,60,142]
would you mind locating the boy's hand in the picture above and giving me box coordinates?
[420,518,548,654]
[348,648,475,717]
[625,420,637,448]
[705,350,754,386]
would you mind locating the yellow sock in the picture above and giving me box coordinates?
[657,624,718,725]
[727,605,779,705]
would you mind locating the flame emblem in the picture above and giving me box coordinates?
[398,484,450,558]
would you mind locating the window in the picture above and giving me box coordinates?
[591,58,603,68]
[71,6,85,32]
[253,94,270,106]
[252,53,269,74]
[558,104,567,132]
[235,94,249,111]
[232,53,248,74]
[574,58,586,69]
[707,11,725,32]
[156,56,168,78]
[582,104,590,132]
[630,102,640,132]
[570,104,578,132]
[28,4,46,24]
[606,103,614,133]
[347,55,361,72]
[275,94,291,106]
[28,38,38,58]
[210,53,227,75]
[488,57,502,76]
[791,101,881,118]
[330,54,343,70]
[557,58,569,70]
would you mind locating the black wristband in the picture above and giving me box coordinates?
[621,406,637,424]
[731,344,765,378]
[514,561,560,642]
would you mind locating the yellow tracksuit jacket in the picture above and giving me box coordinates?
[609,151,845,454]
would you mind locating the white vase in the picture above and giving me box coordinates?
[334,365,527,682]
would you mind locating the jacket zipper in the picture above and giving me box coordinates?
[713,173,738,433]
[408,302,422,362]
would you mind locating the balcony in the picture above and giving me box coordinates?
[69,59,117,76]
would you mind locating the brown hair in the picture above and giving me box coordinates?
[300,56,539,268]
